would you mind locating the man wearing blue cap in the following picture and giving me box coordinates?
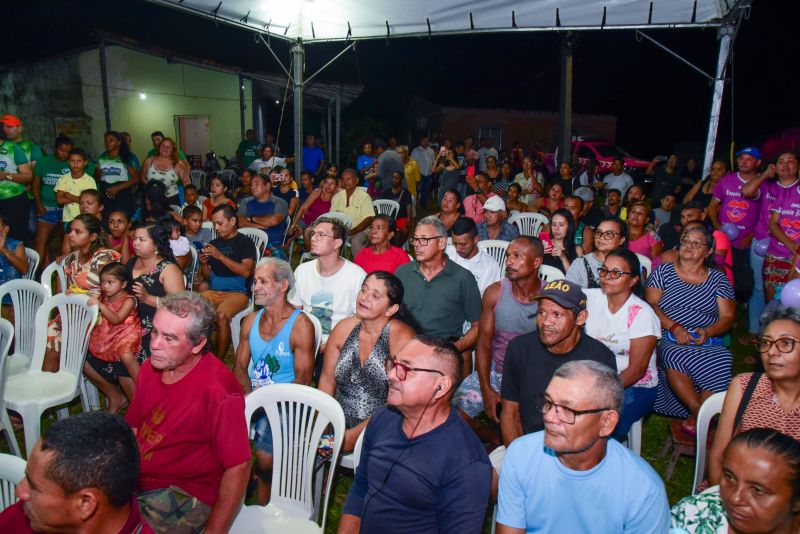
[708,147,762,323]
[499,279,616,445]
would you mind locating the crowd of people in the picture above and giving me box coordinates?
[0,112,799,532]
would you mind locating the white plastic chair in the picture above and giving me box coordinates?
[0,280,48,377]
[231,384,345,533]
[627,418,643,456]
[202,221,217,240]
[190,169,207,191]
[4,294,98,456]
[636,253,653,280]
[508,212,548,237]
[218,169,238,191]
[40,261,67,297]
[478,240,510,270]
[692,391,726,494]
[338,422,366,471]
[373,199,400,219]
[186,245,199,290]
[304,311,322,356]
[23,248,39,280]
[0,453,26,511]
[317,211,352,230]
[537,264,565,283]
[239,228,270,259]
[0,319,21,457]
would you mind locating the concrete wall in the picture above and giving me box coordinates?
[79,46,252,163]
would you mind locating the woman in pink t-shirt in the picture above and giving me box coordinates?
[626,202,663,261]
[766,183,800,301]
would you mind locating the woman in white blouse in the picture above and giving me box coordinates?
[584,247,661,440]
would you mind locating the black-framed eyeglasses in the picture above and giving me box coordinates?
[595,230,620,240]
[385,356,444,381]
[754,337,799,353]
[535,395,612,425]
[410,235,444,247]
[598,266,635,280]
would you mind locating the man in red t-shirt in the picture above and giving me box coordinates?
[125,292,251,533]
[0,412,154,534]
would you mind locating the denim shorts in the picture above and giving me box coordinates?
[38,206,62,225]
[253,410,274,453]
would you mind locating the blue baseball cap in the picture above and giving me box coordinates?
[735,147,761,160]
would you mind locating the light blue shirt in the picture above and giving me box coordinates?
[497,431,670,533]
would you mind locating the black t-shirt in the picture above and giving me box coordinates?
[649,167,681,205]
[582,206,604,229]
[501,330,617,434]
[382,187,413,219]
[208,232,257,294]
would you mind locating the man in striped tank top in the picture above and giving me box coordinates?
[453,236,545,439]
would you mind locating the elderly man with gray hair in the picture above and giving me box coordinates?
[395,215,482,375]
[495,360,670,533]
[125,292,251,534]
[234,257,316,504]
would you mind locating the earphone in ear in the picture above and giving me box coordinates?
[436,386,442,391]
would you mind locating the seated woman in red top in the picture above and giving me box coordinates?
[354,215,411,274]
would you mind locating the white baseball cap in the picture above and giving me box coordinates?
[482,196,506,212]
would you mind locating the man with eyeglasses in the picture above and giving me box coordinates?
[495,360,669,533]
[565,216,627,289]
[395,216,482,376]
[290,217,366,347]
[500,279,616,445]
[339,335,492,533]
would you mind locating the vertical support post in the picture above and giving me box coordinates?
[291,42,305,182]
[239,75,246,139]
[335,89,342,168]
[558,32,574,166]
[327,101,333,170]
[98,41,112,131]
[702,25,734,177]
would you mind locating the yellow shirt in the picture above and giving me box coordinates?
[54,173,98,222]
[331,187,374,228]
[404,159,421,197]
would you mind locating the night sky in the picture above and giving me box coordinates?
[6,0,797,160]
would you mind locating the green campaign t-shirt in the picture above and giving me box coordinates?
[237,140,260,168]
[35,155,70,207]
[0,141,29,200]
[15,140,44,199]
[98,153,132,185]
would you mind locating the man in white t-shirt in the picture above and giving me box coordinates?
[445,216,501,295]
[600,158,634,200]
[249,146,289,174]
[290,217,366,348]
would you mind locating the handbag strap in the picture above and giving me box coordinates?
[732,372,763,439]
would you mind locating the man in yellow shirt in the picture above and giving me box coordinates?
[331,169,374,256]
[399,145,420,198]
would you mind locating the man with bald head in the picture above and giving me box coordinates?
[339,335,492,533]
[495,360,669,533]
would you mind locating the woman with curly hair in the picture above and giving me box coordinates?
[140,136,190,207]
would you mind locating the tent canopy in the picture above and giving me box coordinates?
[148,0,739,42]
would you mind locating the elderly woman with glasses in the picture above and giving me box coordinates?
[645,224,736,437]
[584,248,661,441]
[704,305,800,486]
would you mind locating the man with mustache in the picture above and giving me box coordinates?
[454,236,544,434]
[495,360,669,533]
[339,335,492,533]
[500,279,616,445]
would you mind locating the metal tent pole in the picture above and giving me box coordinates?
[558,32,575,166]
[702,25,734,177]
[335,90,341,167]
[238,75,246,139]
[291,42,305,182]
[327,101,333,171]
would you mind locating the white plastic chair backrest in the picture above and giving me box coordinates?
[318,211,352,230]
[186,246,199,289]
[23,248,39,280]
[202,221,217,240]
[40,261,67,297]
[302,311,322,356]
[238,228,269,262]
[692,391,726,494]
[351,428,366,472]
[635,253,653,280]
[0,280,47,364]
[0,318,13,402]
[538,264,565,283]
[508,212,548,238]
[373,199,400,218]
[218,169,237,190]
[29,294,98,380]
[477,240,510,270]
[245,384,345,526]
[190,169,206,189]
[0,453,26,512]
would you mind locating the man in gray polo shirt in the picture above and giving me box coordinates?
[395,216,481,376]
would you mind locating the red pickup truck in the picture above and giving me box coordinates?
[545,139,650,175]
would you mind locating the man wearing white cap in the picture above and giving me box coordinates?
[477,196,519,242]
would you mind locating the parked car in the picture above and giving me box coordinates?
[545,139,651,176]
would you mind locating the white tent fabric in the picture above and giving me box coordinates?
[149,0,737,42]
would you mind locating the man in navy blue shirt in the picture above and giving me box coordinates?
[339,335,492,533]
